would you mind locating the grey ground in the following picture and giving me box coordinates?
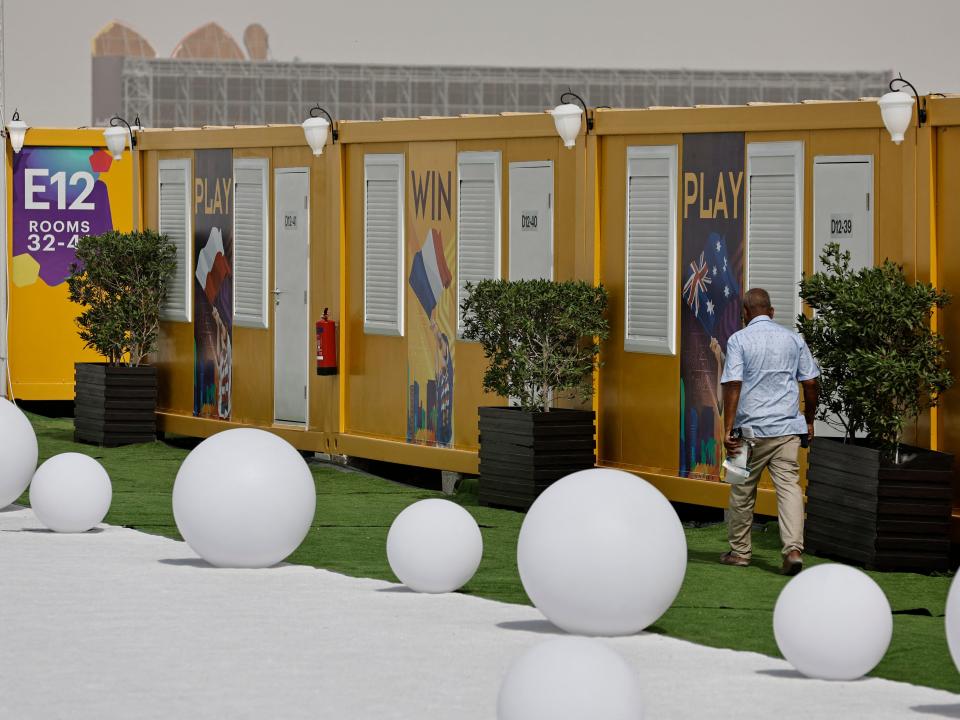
[1,506,958,720]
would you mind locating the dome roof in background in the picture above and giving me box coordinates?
[92,21,157,58]
[243,24,270,61]
[171,22,245,61]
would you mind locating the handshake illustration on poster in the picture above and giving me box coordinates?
[722,426,755,485]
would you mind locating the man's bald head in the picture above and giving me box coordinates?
[742,288,774,322]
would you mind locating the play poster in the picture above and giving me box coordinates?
[679,133,745,479]
[406,143,456,447]
[193,149,233,420]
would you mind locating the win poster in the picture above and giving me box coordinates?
[406,144,456,447]
[193,149,233,420]
[679,133,745,479]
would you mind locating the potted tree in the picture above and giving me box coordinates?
[67,229,177,446]
[799,242,954,572]
[461,279,609,509]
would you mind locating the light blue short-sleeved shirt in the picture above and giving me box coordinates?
[720,315,820,438]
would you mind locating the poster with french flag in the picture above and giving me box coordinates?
[195,227,231,305]
[193,148,233,421]
[406,155,457,449]
[408,228,453,317]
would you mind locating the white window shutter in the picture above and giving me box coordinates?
[625,145,678,355]
[746,142,804,331]
[233,158,269,329]
[158,158,192,322]
[457,151,501,338]
[364,154,405,336]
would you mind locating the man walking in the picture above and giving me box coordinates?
[719,288,819,575]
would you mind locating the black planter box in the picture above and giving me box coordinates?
[74,363,158,446]
[804,436,953,572]
[478,406,596,510]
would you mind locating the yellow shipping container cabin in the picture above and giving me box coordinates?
[2,128,136,399]
[8,96,960,533]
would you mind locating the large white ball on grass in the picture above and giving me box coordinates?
[0,397,38,508]
[946,573,960,673]
[30,453,112,532]
[172,428,316,568]
[517,468,686,636]
[387,498,483,593]
[774,563,892,680]
[497,637,645,720]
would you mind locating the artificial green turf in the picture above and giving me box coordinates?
[16,412,960,692]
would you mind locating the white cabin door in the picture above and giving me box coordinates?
[812,156,874,438]
[813,156,874,272]
[274,168,310,424]
[509,162,554,280]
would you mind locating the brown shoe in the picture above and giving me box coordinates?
[720,551,750,567]
[782,550,803,576]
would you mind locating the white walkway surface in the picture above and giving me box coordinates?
[1,505,958,720]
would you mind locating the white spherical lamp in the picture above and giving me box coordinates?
[550,103,583,149]
[878,90,916,145]
[517,468,687,636]
[0,397,38,508]
[386,498,483,593]
[773,563,892,680]
[172,428,316,568]
[497,637,645,720]
[30,453,112,532]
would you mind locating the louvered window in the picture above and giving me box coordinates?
[158,158,192,322]
[364,154,405,336]
[457,152,501,338]
[625,145,678,355]
[233,158,269,329]
[746,142,804,331]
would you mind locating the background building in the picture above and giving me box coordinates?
[92,21,892,127]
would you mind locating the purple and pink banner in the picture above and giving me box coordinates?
[11,147,117,288]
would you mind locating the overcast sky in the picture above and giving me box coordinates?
[4,0,960,127]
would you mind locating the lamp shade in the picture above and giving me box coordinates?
[103,125,128,160]
[6,118,28,154]
[302,116,330,156]
[551,103,583,149]
[878,90,915,144]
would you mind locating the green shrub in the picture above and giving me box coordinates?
[798,242,952,461]
[67,230,177,367]
[460,279,609,412]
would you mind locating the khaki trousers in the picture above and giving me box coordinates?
[728,435,803,559]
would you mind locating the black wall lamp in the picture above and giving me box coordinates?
[303,104,337,156]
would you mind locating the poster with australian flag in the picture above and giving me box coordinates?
[679,133,745,479]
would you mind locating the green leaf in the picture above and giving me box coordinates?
[460,279,610,412]
[798,242,953,460]
[66,230,178,367]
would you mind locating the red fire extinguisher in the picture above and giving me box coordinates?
[316,308,338,376]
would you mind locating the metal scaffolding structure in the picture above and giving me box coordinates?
[104,58,892,128]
